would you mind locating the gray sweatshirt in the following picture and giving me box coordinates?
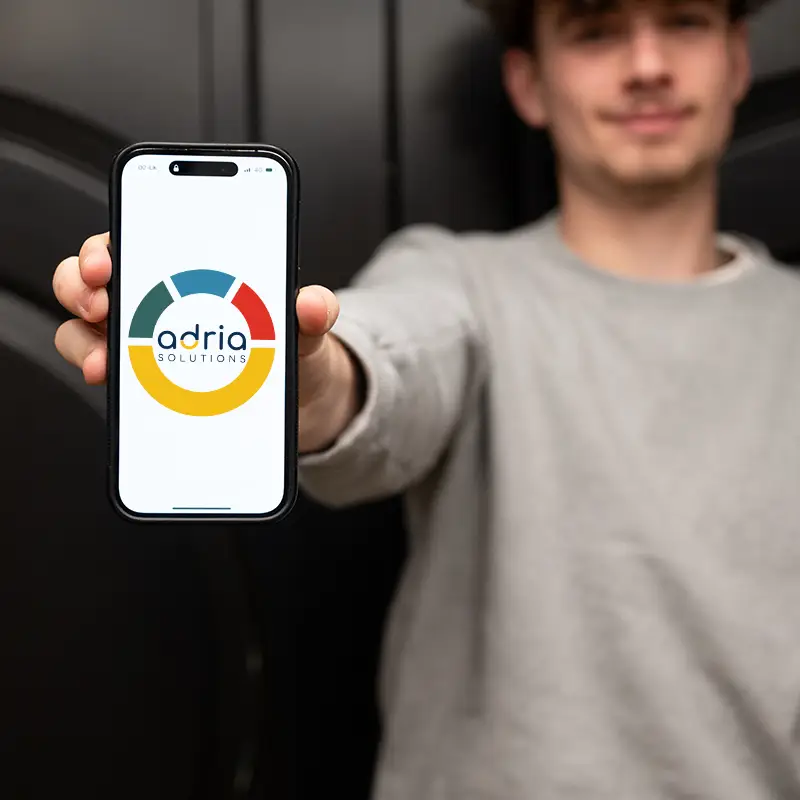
[299,211,800,799]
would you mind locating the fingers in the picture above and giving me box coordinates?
[296,285,340,357]
[54,319,108,385]
[82,345,108,386]
[52,232,111,323]
[53,255,109,324]
[78,232,112,288]
[52,233,110,385]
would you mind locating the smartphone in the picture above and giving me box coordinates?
[108,143,299,523]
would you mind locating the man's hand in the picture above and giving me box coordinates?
[53,233,363,453]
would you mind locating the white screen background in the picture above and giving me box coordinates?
[118,153,288,515]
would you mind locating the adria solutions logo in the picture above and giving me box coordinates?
[128,269,276,416]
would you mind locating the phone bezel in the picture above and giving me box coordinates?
[108,142,299,524]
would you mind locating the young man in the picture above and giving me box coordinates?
[53,0,800,797]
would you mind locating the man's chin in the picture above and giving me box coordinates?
[604,157,712,197]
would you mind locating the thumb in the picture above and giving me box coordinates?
[296,285,340,357]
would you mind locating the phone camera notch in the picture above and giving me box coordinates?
[168,161,238,177]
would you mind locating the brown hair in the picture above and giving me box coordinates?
[476,0,754,50]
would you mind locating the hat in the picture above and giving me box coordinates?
[468,0,774,46]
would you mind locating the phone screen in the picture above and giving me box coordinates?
[115,152,293,518]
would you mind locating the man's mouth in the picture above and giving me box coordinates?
[605,106,695,136]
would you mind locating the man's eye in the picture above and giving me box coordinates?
[574,21,617,42]
[578,26,608,41]
[667,12,712,29]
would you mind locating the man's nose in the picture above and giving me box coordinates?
[625,21,673,89]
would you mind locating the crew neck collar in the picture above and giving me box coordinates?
[520,210,765,298]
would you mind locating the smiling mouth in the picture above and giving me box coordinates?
[608,107,695,136]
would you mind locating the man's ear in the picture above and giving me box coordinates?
[502,48,548,129]
[729,21,752,106]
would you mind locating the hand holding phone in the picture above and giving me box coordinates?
[54,145,358,520]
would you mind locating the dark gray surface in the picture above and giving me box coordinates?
[0,138,109,315]
[749,0,800,81]
[0,6,262,794]
[720,72,800,264]
[252,8,407,800]
[0,290,105,414]
[0,292,246,800]
[0,0,205,141]
[398,0,518,231]
[208,0,250,142]
[258,0,389,289]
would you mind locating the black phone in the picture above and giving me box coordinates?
[108,142,299,523]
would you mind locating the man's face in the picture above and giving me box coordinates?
[504,0,752,194]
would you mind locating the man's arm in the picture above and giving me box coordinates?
[298,225,483,509]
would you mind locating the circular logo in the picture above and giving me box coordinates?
[128,269,276,416]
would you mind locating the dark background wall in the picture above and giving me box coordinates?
[0,1,798,798]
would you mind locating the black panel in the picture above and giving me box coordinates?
[398,0,519,231]
[0,136,110,317]
[208,0,249,142]
[720,71,800,264]
[258,0,389,289]
[255,4,408,800]
[239,497,407,800]
[0,298,205,798]
[748,0,800,81]
[0,293,266,800]
[0,0,208,142]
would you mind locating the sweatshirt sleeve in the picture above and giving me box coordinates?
[297,224,483,509]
